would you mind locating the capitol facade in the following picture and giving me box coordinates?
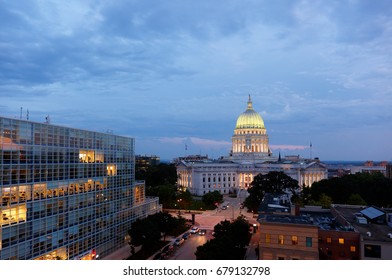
[176,96,328,196]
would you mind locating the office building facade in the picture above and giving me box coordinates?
[0,116,159,260]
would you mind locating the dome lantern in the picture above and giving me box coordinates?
[235,95,265,129]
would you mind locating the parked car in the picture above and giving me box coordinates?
[221,205,228,210]
[161,244,174,258]
[190,227,199,234]
[174,238,185,246]
[199,229,207,235]
[182,232,191,240]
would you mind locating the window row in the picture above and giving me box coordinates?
[265,233,313,247]
[203,177,236,182]
[202,184,234,189]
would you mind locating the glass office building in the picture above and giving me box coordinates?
[0,116,159,260]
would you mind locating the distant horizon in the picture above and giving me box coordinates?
[157,157,391,165]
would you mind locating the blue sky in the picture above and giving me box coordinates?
[1,0,391,161]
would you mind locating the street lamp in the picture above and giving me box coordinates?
[177,198,182,215]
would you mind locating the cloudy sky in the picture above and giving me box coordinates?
[1,0,391,161]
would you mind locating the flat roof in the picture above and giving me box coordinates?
[333,205,392,242]
[259,210,352,231]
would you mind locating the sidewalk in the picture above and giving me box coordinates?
[101,244,141,260]
[244,230,260,260]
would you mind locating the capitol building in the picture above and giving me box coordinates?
[176,96,328,196]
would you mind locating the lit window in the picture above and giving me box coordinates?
[278,235,284,245]
[326,237,332,244]
[306,237,312,247]
[265,233,271,243]
[106,164,117,176]
[339,238,345,245]
[291,235,298,245]
[350,246,356,252]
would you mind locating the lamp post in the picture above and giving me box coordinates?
[177,198,182,216]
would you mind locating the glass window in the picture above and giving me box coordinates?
[350,246,356,253]
[306,237,312,247]
[278,235,284,245]
[265,233,271,243]
[326,237,332,244]
[291,235,298,245]
[339,238,344,245]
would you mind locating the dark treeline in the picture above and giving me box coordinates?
[307,172,392,207]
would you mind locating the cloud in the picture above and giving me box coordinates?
[158,137,187,145]
[189,137,231,148]
[270,144,308,151]
[1,1,391,161]
[158,137,230,148]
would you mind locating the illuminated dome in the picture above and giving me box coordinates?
[235,96,265,129]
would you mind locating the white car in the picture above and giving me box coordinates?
[190,227,199,234]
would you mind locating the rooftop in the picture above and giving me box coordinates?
[332,205,392,242]
[258,196,354,232]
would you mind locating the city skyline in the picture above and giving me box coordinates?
[1,1,391,161]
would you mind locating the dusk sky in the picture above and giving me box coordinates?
[1,1,391,161]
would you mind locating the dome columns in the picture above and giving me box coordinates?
[231,96,271,158]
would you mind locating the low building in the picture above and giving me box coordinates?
[257,194,360,260]
[258,215,319,260]
[386,164,392,179]
[332,205,392,260]
[135,155,160,171]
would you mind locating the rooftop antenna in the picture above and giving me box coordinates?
[26,109,29,120]
[185,144,188,157]
[310,141,313,160]
[45,115,50,124]
[20,107,23,119]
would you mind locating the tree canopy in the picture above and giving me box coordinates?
[128,212,187,252]
[244,171,299,212]
[195,216,251,260]
[136,163,177,187]
[308,172,392,207]
[202,191,223,209]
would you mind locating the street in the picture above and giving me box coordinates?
[167,194,260,260]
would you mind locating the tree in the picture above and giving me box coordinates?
[213,219,231,239]
[146,184,177,208]
[149,212,177,241]
[318,193,333,209]
[347,193,367,206]
[202,191,223,209]
[309,173,392,207]
[195,236,241,260]
[244,171,299,212]
[128,217,161,252]
[228,216,251,248]
[195,216,251,260]
[177,189,193,211]
[137,163,177,187]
